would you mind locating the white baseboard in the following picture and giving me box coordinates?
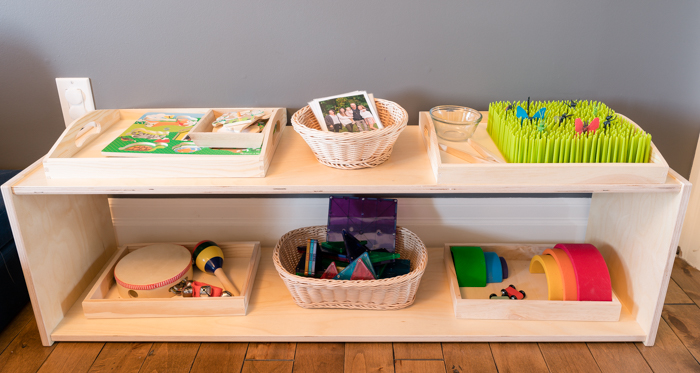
[110,197,590,248]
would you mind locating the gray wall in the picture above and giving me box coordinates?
[2,1,699,176]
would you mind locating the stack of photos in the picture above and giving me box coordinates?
[309,91,384,132]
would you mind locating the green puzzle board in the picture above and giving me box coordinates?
[101,112,262,156]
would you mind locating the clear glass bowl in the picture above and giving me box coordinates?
[429,106,482,142]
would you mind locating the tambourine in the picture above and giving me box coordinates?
[114,243,193,299]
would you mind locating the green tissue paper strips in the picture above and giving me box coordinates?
[487,100,652,164]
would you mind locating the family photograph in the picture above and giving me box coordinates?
[319,94,380,133]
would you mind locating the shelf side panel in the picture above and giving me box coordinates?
[2,191,117,345]
[586,170,691,346]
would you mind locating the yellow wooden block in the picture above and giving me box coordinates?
[529,254,564,301]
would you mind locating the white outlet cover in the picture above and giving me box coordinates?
[56,78,95,128]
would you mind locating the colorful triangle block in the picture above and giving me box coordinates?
[350,260,375,280]
[342,230,370,260]
[334,252,377,280]
[320,262,339,279]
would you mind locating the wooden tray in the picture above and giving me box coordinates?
[419,111,669,184]
[43,108,286,179]
[188,108,275,149]
[82,241,260,319]
[444,243,622,321]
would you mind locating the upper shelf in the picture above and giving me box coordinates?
[9,126,686,195]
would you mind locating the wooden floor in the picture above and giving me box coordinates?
[2,258,700,373]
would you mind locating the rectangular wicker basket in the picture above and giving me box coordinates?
[272,225,428,310]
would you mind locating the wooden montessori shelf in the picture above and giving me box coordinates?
[51,247,645,343]
[2,114,691,347]
[11,127,685,195]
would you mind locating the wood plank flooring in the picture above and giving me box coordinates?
[2,257,700,373]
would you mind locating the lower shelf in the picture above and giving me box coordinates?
[51,247,646,343]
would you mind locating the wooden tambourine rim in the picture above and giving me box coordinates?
[115,244,193,291]
[115,258,192,290]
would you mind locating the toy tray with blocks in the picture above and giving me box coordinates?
[444,243,622,321]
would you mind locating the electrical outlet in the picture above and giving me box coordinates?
[56,78,95,127]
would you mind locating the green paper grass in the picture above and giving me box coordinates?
[487,100,652,163]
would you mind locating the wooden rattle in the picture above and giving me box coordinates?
[193,240,240,296]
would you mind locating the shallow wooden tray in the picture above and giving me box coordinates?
[444,243,622,321]
[188,108,277,149]
[43,108,286,179]
[420,111,669,184]
[82,241,260,319]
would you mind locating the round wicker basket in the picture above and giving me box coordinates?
[291,99,408,169]
[272,225,428,310]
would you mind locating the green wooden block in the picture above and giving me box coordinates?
[451,246,487,287]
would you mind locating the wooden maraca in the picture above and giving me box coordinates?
[192,240,240,296]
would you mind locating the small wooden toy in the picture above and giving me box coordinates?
[211,110,266,133]
[543,248,577,300]
[488,294,510,300]
[554,243,612,301]
[529,254,564,300]
[450,246,486,287]
[193,240,240,296]
[172,142,202,153]
[484,252,503,283]
[114,243,193,299]
[241,125,261,134]
[500,285,526,300]
[500,257,508,279]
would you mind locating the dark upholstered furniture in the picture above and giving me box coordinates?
[0,170,30,332]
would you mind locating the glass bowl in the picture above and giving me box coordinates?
[429,106,482,142]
